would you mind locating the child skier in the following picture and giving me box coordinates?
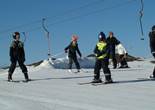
[8,32,30,82]
[64,35,82,72]
[92,32,113,83]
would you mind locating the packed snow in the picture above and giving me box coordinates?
[0,57,155,110]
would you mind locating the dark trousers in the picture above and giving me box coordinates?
[153,53,155,77]
[8,59,29,80]
[153,67,155,77]
[68,57,80,69]
[94,59,111,81]
[111,53,117,68]
[119,55,128,67]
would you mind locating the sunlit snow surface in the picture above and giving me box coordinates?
[0,58,155,110]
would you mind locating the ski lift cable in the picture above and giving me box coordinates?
[51,51,65,58]
[22,32,27,43]
[26,0,136,33]
[47,0,136,27]
[0,0,104,35]
[0,20,41,35]
[0,0,136,35]
[44,0,105,22]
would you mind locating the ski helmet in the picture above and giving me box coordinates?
[72,35,78,42]
[152,25,155,31]
[98,32,106,41]
[13,32,20,39]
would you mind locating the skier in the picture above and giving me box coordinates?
[64,35,82,72]
[115,43,129,68]
[106,32,120,69]
[92,32,113,83]
[8,32,30,82]
[149,25,155,78]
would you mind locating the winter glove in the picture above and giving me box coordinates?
[65,49,68,53]
[124,53,128,58]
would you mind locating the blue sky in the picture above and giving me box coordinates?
[0,0,155,66]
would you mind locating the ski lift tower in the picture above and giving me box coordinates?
[42,18,53,64]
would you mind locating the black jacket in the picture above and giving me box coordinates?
[106,36,120,54]
[149,31,155,53]
[9,40,25,62]
[65,42,81,58]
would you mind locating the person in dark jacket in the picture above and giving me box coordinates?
[106,32,120,69]
[8,32,30,82]
[149,25,155,78]
[92,32,113,83]
[65,35,82,72]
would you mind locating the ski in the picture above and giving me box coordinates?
[7,80,28,83]
[137,77,155,81]
[6,79,31,83]
[91,81,118,86]
[80,69,89,73]
[68,69,80,73]
[78,82,93,85]
[111,68,143,72]
[78,81,117,85]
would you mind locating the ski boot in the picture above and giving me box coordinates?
[105,75,113,84]
[149,75,155,79]
[91,78,102,83]
[8,73,13,82]
[104,79,113,84]
[24,72,31,82]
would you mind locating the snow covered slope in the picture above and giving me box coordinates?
[0,59,155,110]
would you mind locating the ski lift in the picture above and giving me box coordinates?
[139,0,144,40]
[140,38,144,40]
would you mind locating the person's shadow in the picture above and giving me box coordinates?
[29,75,155,85]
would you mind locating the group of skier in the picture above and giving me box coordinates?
[64,31,128,83]
[8,25,155,83]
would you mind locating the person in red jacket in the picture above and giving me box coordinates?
[65,35,82,72]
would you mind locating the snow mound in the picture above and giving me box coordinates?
[38,60,54,69]
[52,57,95,69]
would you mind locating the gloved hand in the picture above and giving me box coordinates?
[65,49,68,53]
